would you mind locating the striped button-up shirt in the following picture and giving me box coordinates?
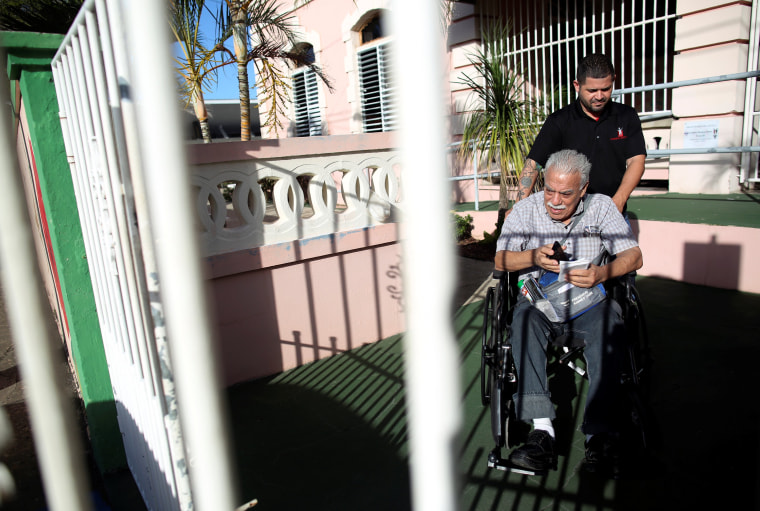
[496,192,638,281]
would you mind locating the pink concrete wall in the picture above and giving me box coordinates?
[632,219,760,294]
[454,210,498,241]
[460,210,760,294]
[205,223,405,386]
[190,135,406,384]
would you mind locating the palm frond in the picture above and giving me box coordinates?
[456,21,546,197]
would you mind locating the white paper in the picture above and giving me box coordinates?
[558,259,590,282]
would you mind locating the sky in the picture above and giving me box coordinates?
[197,0,257,101]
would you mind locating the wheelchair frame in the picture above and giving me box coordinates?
[480,270,652,475]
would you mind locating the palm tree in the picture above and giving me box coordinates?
[170,0,220,143]
[457,23,544,224]
[213,0,332,139]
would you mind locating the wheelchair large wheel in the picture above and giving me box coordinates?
[481,286,496,406]
[490,346,519,449]
[619,283,659,451]
[620,282,653,403]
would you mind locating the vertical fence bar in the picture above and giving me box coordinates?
[611,1,617,81]
[564,0,571,105]
[0,51,93,511]
[664,0,671,111]
[741,0,760,184]
[539,0,547,116]
[100,0,194,505]
[651,1,657,112]
[119,0,238,510]
[549,2,557,112]
[639,0,645,112]
[473,151,480,211]
[391,0,459,510]
[591,0,596,52]
[601,0,606,54]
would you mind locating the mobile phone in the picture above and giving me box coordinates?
[548,241,570,261]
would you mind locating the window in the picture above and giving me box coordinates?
[292,43,322,137]
[357,12,396,133]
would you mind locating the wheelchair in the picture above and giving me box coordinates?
[480,270,653,476]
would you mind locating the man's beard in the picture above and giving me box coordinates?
[581,96,607,114]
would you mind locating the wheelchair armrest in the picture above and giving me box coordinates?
[493,269,506,280]
[604,274,638,307]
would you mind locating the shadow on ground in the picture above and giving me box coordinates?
[3,273,759,510]
[227,337,412,510]
[227,276,760,511]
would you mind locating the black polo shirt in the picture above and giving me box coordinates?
[528,100,647,198]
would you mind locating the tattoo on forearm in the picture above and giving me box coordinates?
[517,161,538,200]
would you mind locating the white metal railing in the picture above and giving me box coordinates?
[192,151,401,256]
[741,0,760,184]
[51,0,192,509]
[51,0,237,509]
[487,0,678,118]
[391,1,459,510]
[46,0,419,509]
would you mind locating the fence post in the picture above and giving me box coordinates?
[391,1,461,510]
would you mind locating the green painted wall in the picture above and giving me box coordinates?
[0,31,126,473]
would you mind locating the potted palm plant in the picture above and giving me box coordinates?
[456,23,544,228]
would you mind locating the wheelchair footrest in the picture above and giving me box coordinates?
[487,449,549,476]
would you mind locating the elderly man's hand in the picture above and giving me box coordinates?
[532,243,562,273]
[564,265,607,288]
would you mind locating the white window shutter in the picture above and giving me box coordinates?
[358,41,396,133]
[293,68,322,137]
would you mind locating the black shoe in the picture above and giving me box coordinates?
[508,429,556,472]
[583,433,621,478]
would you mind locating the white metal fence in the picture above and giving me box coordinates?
[477,0,760,188]
[741,0,760,185]
[50,0,237,509]
[487,0,678,118]
[42,0,454,510]
[51,0,192,509]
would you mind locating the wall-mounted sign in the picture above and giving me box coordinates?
[683,120,720,149]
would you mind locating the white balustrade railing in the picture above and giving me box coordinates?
[191,150,402,256]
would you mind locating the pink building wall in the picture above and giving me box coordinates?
[463,208,760,294]
[632,220,760,294]
[206,223,405,385]
[278,1,758,200]
[189,134,405,385]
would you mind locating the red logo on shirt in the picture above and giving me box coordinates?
[610,127,627,140]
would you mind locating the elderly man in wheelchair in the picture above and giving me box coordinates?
[491,148,644,475]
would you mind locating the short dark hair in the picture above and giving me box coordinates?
[576,53,615,84]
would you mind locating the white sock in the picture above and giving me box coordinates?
[533,418,555,438]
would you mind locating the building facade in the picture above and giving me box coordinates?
[267,0,759,196]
